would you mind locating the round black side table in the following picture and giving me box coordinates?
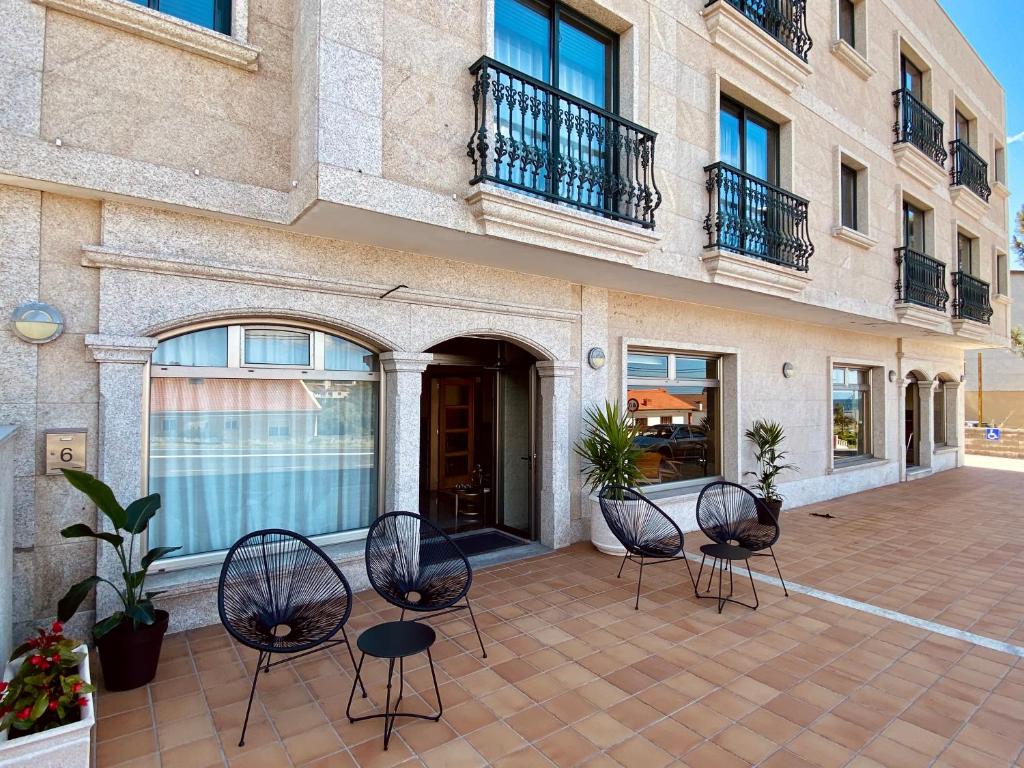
[345,620,443,749]
[695,542,759,613]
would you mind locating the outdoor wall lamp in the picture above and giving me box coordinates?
[587,347,607,369]
[782,362,795,378]
[11,301,64,343]
[888,370,897,383]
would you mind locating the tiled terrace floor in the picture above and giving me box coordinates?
[95,465,1024,767]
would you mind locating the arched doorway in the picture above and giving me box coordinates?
[419,336,541,554]
[905,371,922,467]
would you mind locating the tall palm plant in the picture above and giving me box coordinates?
[574,401,644,494]
[744,419,797,502]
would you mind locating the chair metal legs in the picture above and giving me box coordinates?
[694,553,759,613]
[238,650,265,747]
[749,546,789,597]
[617,552,696,610]
[401,598,487,658]
[464,596,487,658]
[635,556,645,610]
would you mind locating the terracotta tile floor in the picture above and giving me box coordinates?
[94,466,1024,767]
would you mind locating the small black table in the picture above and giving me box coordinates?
[695,543,759,613]
[346,621,443,749]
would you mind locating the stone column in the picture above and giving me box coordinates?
[944,381,962,448]
[916,379,937,470]
[85,334,158,621]
[379,352,432,514]
[536,361,576,549]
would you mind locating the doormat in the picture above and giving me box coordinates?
[451,530,528,558]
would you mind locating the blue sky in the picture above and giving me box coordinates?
[938,0,1022,242]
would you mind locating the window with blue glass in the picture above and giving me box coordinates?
[492,0,618,207]
[130,0,232,35]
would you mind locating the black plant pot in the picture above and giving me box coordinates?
[757,497,783,524]
[96,609,169,691]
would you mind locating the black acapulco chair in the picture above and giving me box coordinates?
[365,511,487,658]
[218,529,364,747]
[695,480,789,596]
[598,485,696,610]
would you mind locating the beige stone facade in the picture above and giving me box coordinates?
[0,0,1010,636]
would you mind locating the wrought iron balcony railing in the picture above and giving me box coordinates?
[949,139,991,202]
[892,89,947,167]
[467,57,661,229]
[706,0,812,61]
[952,270,993,324]
[703,162,813,271]
[895,247,948,312]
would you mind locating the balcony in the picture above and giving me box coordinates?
[705,0,812,62]
[466,57,661,233]
[949,139,992,219]
[895,247,949,314]
[892,89,947,185]
[952,270,993,325]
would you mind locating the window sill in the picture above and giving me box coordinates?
[992,180,1010,198]
[994,293,1011,305]
[831,225,877,250]
[949,185,989,220]
[830,39,875,80]
[828,456,888,475]
[701,247,811,298]
[643,477,722,503]
[933,445,958,454]
[33,0,260,71]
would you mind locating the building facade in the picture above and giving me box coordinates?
[965,269,1024,428]
[0,0,1011,636]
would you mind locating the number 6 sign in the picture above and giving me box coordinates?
[44,429,87,475]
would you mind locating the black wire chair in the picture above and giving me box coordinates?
[365,511,486,658]
[695,481,788,596]
[217,529,363,746]
[598,485,696,610]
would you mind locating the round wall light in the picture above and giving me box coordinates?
[587,347,607,370]
[782,362,796,378]
[888,370,897,383]
[11,302,64,344]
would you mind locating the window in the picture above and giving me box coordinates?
[902,201,927,252]
[720,97,780,185]
[954,110,971,145]
[996,251,1009,295]
[130,0,231,35]
[840,163,858,230]
[838,0,856,47]
[995,145,1007,184]
[626,350,720,490]
[957,232,977,275]
[901,56,923,100]
[833,366,871,463]
[933,384,946,447]
[147,324,380,560]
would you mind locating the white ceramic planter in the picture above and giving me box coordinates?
[0,645,94,768]
[588,495,627,556]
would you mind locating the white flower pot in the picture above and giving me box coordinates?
[0,645,94,768]
[589,495,627,556]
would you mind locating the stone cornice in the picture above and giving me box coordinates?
[830,39,876,81]
[378,352,433,374]
[85,334,158,364]
[536,361,578,378]
[80,245,581,324]
[32,0,260,71]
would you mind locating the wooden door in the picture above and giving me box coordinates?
[438,377,475,489]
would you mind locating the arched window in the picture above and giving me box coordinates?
[147,323,380,561]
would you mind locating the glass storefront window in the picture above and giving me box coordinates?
[151,327,228,367]
[833,365,871,463]
[148,325,380,559]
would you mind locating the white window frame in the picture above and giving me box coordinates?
[145,322,383,572]
[829,359,887,470]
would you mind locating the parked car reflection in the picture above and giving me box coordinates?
[632,424,710,484]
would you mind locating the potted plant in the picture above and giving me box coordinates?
[744,419,798,521]
[0,622,96,767]
[574,401,644,555]
[56,469,180,692]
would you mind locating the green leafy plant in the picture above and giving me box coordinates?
[574,401,644,495]
[744,419,798,502]
[56,469,180,639]
[1,622,95,736]
[1011,327,1024,360]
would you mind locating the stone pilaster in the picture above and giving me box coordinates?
[379,352,431,514]
[536,360,576,549]
[85,334,157,620]
[915,379,937,469]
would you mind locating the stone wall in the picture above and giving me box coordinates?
[965,427,1024,459]
[0,426,15,661]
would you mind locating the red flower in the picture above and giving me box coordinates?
[0,681,7,693]
[71,682,82,693]
[51,621,63,634]
[16,707,31,720]
[28,655,42,666]
[77,697,88,707]
[51,654,60,663]
[48,700,59,711]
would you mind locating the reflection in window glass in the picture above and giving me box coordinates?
[244,329,310,366]
[934,384,946,446]
[626,348,721,490]
[833,365,870,463]
[152,327,228,367]
[130,0,230,34]
[325,334,376,371]
[627,353,669,379]
[148,376,379,557]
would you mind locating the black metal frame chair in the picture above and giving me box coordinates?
[365,511,486,658]
[695,480,788,596]
[217,529,363,746]
[598,485,696,609]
